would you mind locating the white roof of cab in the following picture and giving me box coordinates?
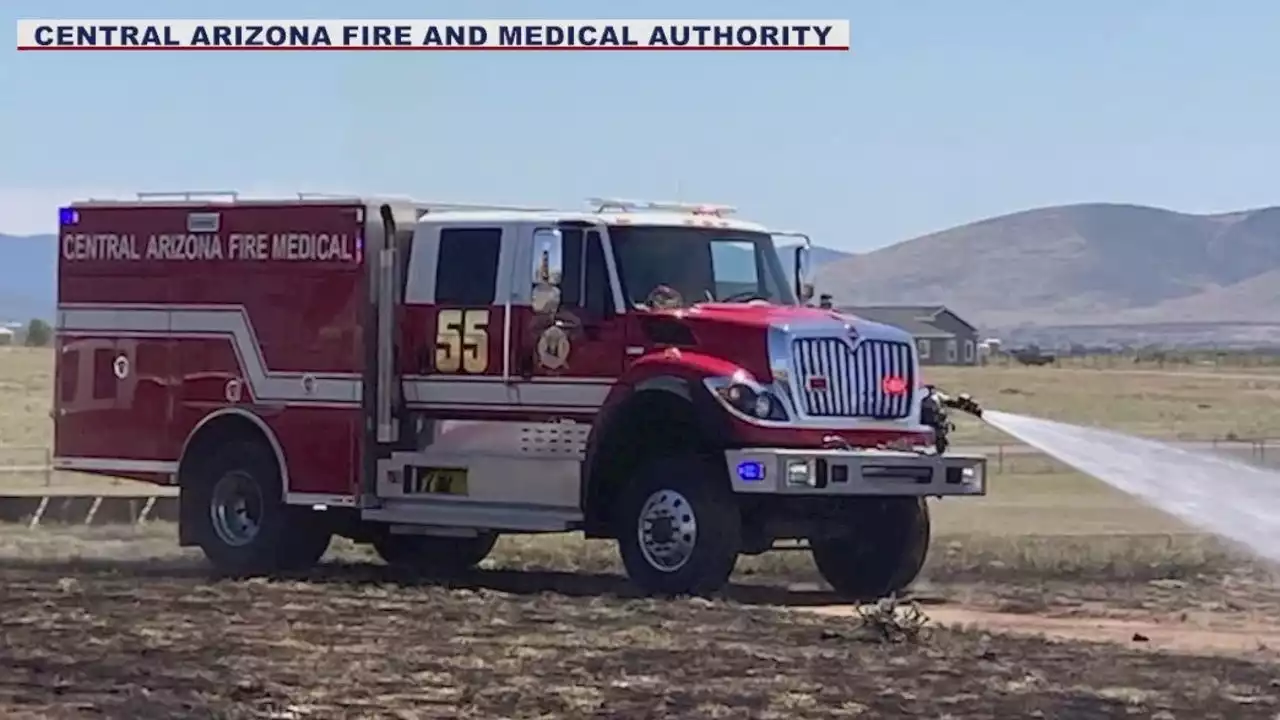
[414,209,771,233]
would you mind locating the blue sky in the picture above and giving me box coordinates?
[3,1,1278,249]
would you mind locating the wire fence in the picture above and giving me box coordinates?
[1,437,1276,485]
[983,437,1277,475]
[0,445,54,485]
[983,350,1280,371]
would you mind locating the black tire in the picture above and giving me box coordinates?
[615,454,742,596]
[275,508,334,572]
[811,498,931,601]
[186,438,331,576]
[373,532,498,576]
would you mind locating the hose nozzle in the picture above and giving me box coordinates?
[927,386,983,418]
[945,392,984,418]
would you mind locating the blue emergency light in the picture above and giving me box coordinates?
[736,461,765,482]
[59,207,78,226]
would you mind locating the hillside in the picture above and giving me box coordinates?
[815,203,1280,331]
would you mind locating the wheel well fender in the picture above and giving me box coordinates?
[580,375,731,536]
[176,408,288,545]
[178,408,289,489]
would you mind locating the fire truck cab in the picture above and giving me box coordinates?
[54,192,987,598]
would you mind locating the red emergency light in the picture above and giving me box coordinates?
[881,375,908,395]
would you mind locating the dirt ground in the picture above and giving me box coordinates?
[7,351,1280,717]
[3,526,1280,719]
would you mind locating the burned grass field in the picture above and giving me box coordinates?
[3,527,1280,719]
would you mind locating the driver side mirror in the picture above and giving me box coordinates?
[532,227,564,315]
[794,245,815,304]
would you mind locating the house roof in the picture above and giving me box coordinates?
[836,305,962,338]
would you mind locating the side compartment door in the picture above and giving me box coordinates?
[55,212,175,478]
[512,223,624,415]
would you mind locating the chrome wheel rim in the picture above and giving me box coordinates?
[637,489,697,573]
[209,471,263,547]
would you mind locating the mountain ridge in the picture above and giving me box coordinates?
[0,233,57,322]
[815,202,1280,335]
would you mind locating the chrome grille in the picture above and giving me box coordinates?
[791,337,915,418]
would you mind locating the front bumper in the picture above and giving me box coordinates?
[724,447,987,497]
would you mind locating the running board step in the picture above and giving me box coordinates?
[363,498,581,532]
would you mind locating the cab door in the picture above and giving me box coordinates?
[512,223,624,415]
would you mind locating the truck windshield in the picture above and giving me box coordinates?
[609,225,797,309]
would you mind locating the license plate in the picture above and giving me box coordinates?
[404,467,468,496]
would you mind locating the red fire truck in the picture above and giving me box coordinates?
[54,191,987,597]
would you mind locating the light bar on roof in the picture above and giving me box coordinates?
[587,197,738,217]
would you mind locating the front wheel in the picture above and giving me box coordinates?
[810,498,931,601]
[615,455,742,596]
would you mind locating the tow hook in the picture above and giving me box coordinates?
[821,434,852,450]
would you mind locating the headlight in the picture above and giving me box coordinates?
[717,382,788,421]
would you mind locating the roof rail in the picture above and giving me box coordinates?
[295,193,553,212]
[416,201,555,212]
[297,191,363,200]
[136,190,240,201]
[587,197,738,217]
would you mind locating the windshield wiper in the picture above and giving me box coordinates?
[719,289,769,303]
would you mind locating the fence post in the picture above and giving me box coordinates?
[44,447,52,487]
[997,443,1004,474]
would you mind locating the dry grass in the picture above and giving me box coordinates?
[0,348,52,452]
[925,364,1280,445]
[0,473,178,496]
[2,526,1278,719]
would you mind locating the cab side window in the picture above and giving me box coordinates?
[435,227,501,305]
[560,229,612,317]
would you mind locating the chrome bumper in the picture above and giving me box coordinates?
[724,448,987,497]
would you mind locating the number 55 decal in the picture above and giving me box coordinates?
[435,309,490,373]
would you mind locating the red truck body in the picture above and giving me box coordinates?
[52,193,987,597]
[56,201,365,500]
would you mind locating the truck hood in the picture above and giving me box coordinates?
[657,303,910,340]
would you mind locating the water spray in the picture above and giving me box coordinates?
[981,409,1280,566]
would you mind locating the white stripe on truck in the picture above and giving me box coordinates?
[56,303,610,410]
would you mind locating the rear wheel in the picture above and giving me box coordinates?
[810,498,931,600]
[372,532,498,576]
[187,438,331,576]
[615,455,742,596]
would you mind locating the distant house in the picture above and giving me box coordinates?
[0,327,13,346]
[837,305,980,366]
